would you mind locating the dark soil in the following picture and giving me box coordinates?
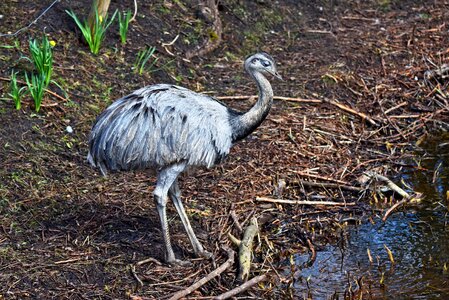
[0,0,448,299]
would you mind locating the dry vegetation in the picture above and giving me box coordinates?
[0,0,448,299]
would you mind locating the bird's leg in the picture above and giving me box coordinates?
[153,163,190,266]
[169,180,212,259]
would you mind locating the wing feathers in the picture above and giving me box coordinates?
[88,85,233,174]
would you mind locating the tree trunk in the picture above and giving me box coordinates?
[88,0,111,29]
[186,0,222,59]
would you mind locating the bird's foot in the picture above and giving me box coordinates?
[167,258,193,267]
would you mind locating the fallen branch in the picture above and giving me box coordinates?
[326,98,379,126]
[130,264,143,287]
[364,172,411,199]
[228,218,259,282]
[382,199,408,222]
[230,210,243,233]
[293,179,364,192]
[216,95,322,103]
[256,197,355,206]
[363,172,422,221]
[168,246,235,300]
[216,95,378,126]
[213,274,268,300]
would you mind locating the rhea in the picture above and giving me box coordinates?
[87,52,281,265]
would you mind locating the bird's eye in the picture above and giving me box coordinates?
[261,60,271,67]
[251,58,258,64]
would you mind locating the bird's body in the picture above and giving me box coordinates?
[88,52,280,265]
[87,84,234,175]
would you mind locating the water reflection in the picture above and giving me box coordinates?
[294,137,449,299]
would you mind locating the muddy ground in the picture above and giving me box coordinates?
[0,0,448,299]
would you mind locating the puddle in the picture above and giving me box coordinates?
[293,136,449,299]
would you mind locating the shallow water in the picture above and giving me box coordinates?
[294,137,449,299]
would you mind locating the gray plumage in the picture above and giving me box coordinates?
[87,52,281,265]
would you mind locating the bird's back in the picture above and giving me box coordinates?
[87,84,234,175]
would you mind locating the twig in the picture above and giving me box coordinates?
[305,238,316,267]
[168,246,235,300]
[216,95,378,125]
[213,274,268,300]
[216,95,322,103]
[364,172,411,199]
[0,76,69,103]
[256,197,355,206]
[290,170,351,185]
[230,210,243,233]
[0,0,61,37]
[54,257,82,264]
[130,264,143,287]
[384,101,407,114]
[136,257,162,266]
[293,179,364,192]
[382,199,407,222]
[129,0,138,23]
[325,98,379,126]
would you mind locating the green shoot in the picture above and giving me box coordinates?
[8,70,27,110]
[25,72,46,112]
[134,46,159,75]
[118,10,132,45]
[29,35,53,87]
[66,8,117,55]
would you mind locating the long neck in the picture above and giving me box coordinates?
[230,71,273,142]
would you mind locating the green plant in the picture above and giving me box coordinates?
[29,35,53,86]
[25,72,46,112]
[8,70,26,110]
[118,10,132,45]
[134,46,158,75]
[66,8,117,55]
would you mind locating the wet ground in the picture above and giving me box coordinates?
[293,136,449,299]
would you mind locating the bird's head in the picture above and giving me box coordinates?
[245,52,282,80]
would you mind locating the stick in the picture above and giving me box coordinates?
[256,197,355,206]
[293,179,364,192]
[216,95,322,103]
[326,99,379,126]
[230,210,243,233]
[130,264,143,287]
[135,257,162,266]
[168,246,235,300]
[0,76,69,103]
[237,218,258,282]
[213,274,268,300]
[364,172,411,199]
[0,0,61,37]
[129,0,138,23]
[291,170,351,185]
[216,95,378,126]
[382,199,407,222]
[54,257,82,264]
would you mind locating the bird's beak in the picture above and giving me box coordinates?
[269,70,283,80]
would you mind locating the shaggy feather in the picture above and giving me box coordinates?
[88,84,233,175]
